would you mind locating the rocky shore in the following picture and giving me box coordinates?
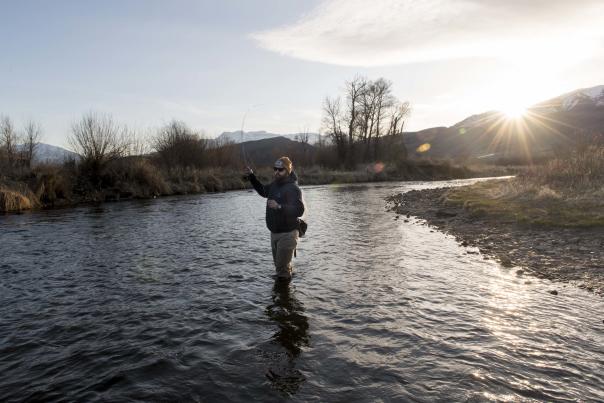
[388,187,604,296]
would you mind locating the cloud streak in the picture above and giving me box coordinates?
[251,0,604,66]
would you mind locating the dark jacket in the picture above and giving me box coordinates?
[249,171,305,233]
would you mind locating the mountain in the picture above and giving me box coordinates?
[238,136,316,167]
[531,85,604,130]
[557,85,604,111]
[30,143,79,164]
[217,130,323,145]
[403,84,604,161]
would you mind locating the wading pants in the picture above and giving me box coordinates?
[270,229,299,279]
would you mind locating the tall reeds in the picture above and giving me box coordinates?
[518,145,604,198]
[0,185,37,212]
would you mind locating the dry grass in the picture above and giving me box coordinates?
[520,145,604,195]
[0,185,38,212]
[107,158,171,197]
[1,150,523,213]
[162,166,245,194]
[198,169,246,192]
[296,160,477,185]
[296,166,374,185]
[444,146,604,227]
[33,164,73,204]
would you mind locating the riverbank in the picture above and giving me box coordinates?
[0,160,515,213]
[387,179,604,295]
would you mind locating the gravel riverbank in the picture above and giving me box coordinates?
[388,188,604,296]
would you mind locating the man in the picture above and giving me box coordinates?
[245,157,305,281]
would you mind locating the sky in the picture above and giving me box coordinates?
[1,0,603,148]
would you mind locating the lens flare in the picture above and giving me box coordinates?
[416,143,431,153]
[372,162,385,173]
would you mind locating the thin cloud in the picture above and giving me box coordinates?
[251,0,604,66]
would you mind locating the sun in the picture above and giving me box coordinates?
[501,104,527,119]
[495,93,529,119]
[485,71,550,120]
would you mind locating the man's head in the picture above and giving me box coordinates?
[273,156,292,180]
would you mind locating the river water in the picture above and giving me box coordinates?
[1,179,602,402]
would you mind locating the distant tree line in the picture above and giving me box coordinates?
[1,76,412,190]
[65,112,245,190]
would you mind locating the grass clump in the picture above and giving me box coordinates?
[0,185,38,212]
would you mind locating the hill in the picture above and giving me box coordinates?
[15,143,79,165]
[238,136,316,167]
[218,130,322,145]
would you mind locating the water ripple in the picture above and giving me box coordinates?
[1,181,603,401]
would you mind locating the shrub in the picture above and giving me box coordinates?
[69,112,129,187]
[153,120,208,168]
[35,167,72,204]
[103,157,170,197]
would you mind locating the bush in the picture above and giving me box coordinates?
[103,157,170,197]
[154,120,208,168]
[34,165,72,204]
[69,112,129,187]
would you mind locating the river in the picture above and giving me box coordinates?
[1,179,602,402]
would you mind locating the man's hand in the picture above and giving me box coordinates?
[242,166,253,181]
[267,199,280,210]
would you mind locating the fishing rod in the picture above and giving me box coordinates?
[240,104,263,173]
[240,108,251,169]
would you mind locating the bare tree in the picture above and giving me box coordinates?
[387,101,411,136]
[357,78,395,160]
[322,96,346,162]
[1,115,18,167]
[69,112,129,179]
[344,76,367,165]
[322,76,412,166]
[153,120,207,168]
[385,101,412,162]
[124,129,151,157]
[358,84,376,149]
[294,127,312,166]
[294,131,310,145]
[23,120,42,168]
[206,137,238,168]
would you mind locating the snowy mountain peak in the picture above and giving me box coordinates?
[27,143,79,164]
[561,85,604,110]
[217,130,322,144]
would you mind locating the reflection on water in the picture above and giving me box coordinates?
[0,179,602,402]
[265,280,309,395]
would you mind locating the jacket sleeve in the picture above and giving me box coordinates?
[249,173,269,198]
[281,185,305,218]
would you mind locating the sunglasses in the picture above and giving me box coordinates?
[273,167,285,172]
